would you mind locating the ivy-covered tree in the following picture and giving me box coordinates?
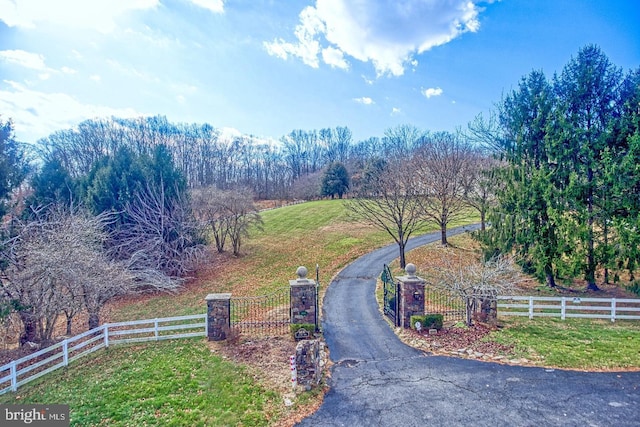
[321,162,349,199]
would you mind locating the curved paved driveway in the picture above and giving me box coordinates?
[298,226,640,427]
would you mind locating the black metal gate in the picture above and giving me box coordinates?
[381,264,399,326]
[230,287,290,336]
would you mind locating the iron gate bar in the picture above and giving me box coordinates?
[381,264,399,326]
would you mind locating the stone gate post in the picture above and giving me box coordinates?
[396,263,425,329]
[205,293,231,341]
[290,266,317,329]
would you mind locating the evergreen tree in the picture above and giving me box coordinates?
[27,157,77,211]
[321,162,349,199]
[0,118,29,217]
[483,70,562,287]
[552,45,623,290]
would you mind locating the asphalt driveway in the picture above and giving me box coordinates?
[297,226,640,426]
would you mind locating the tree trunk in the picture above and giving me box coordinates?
[65,314,73,335]
[88,312,100,330]
[480,211,486,231]
[440,223,448,246]
[545,264,557,288]
[19,313,38,346]
[586,167,599,291]
[398,241,406,269]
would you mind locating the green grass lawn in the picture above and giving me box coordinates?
[488,317,640,370]
[0,339,280,426]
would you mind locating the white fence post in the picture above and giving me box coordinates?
[611,298,616,323]
[104,325,110,348]
[62,340,69,366]
[154,319,159,341]
[529,296,534,319]
[10,361,17,392]
[561,297,566,320]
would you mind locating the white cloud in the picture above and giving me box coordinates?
[264,6,324,68]
[189,0,224,14]
[264,0,482,76]
[61,66,77,74]
[391,107,401,116]
[89,75,102,82]
[423,87,443,98]
[362,75,374,85]
[0,80,143,143]
[0,0,159,33]
[353,97,374,105]
[0,49,47,70]
[322,46,348,70]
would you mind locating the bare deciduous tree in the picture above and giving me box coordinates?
[424,247,522,325]
[462,150,501,231]
[345,157,426,268]
[110,184,204,278]
[415,132,474,245]
[191,187,262,256]
[1,205,181,345]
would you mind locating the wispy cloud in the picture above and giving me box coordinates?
[264,6,323,68]
[188,0,224,14]
[423,87,443,98]
[264,0,482,76]
[391,107,401,116]
[0,80,143,142]
[0,49,47,70]
[322,46,348,70]
[0,0,159,33]
[353,97,374,105]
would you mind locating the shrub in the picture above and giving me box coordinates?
[410,314,443,331]
[628,281,640,297]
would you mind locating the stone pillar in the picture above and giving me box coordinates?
[290,266,317,328]
[396,263,425,329]
[205,293,231,341]
[295,339,325,388]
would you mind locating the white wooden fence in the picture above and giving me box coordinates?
[497,296,640,321]
[0,314,206,395]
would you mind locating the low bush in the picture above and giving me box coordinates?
[410,314,443,331]
[627,281,640,297]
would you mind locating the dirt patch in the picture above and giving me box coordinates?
[208,335,327,427]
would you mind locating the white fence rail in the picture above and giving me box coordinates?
[497,296,640,321]
[0,314,206,395]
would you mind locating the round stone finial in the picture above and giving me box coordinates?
[405,263,417,277]
[296,266,308,279]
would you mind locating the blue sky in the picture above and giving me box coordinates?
[1,0,639,144]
